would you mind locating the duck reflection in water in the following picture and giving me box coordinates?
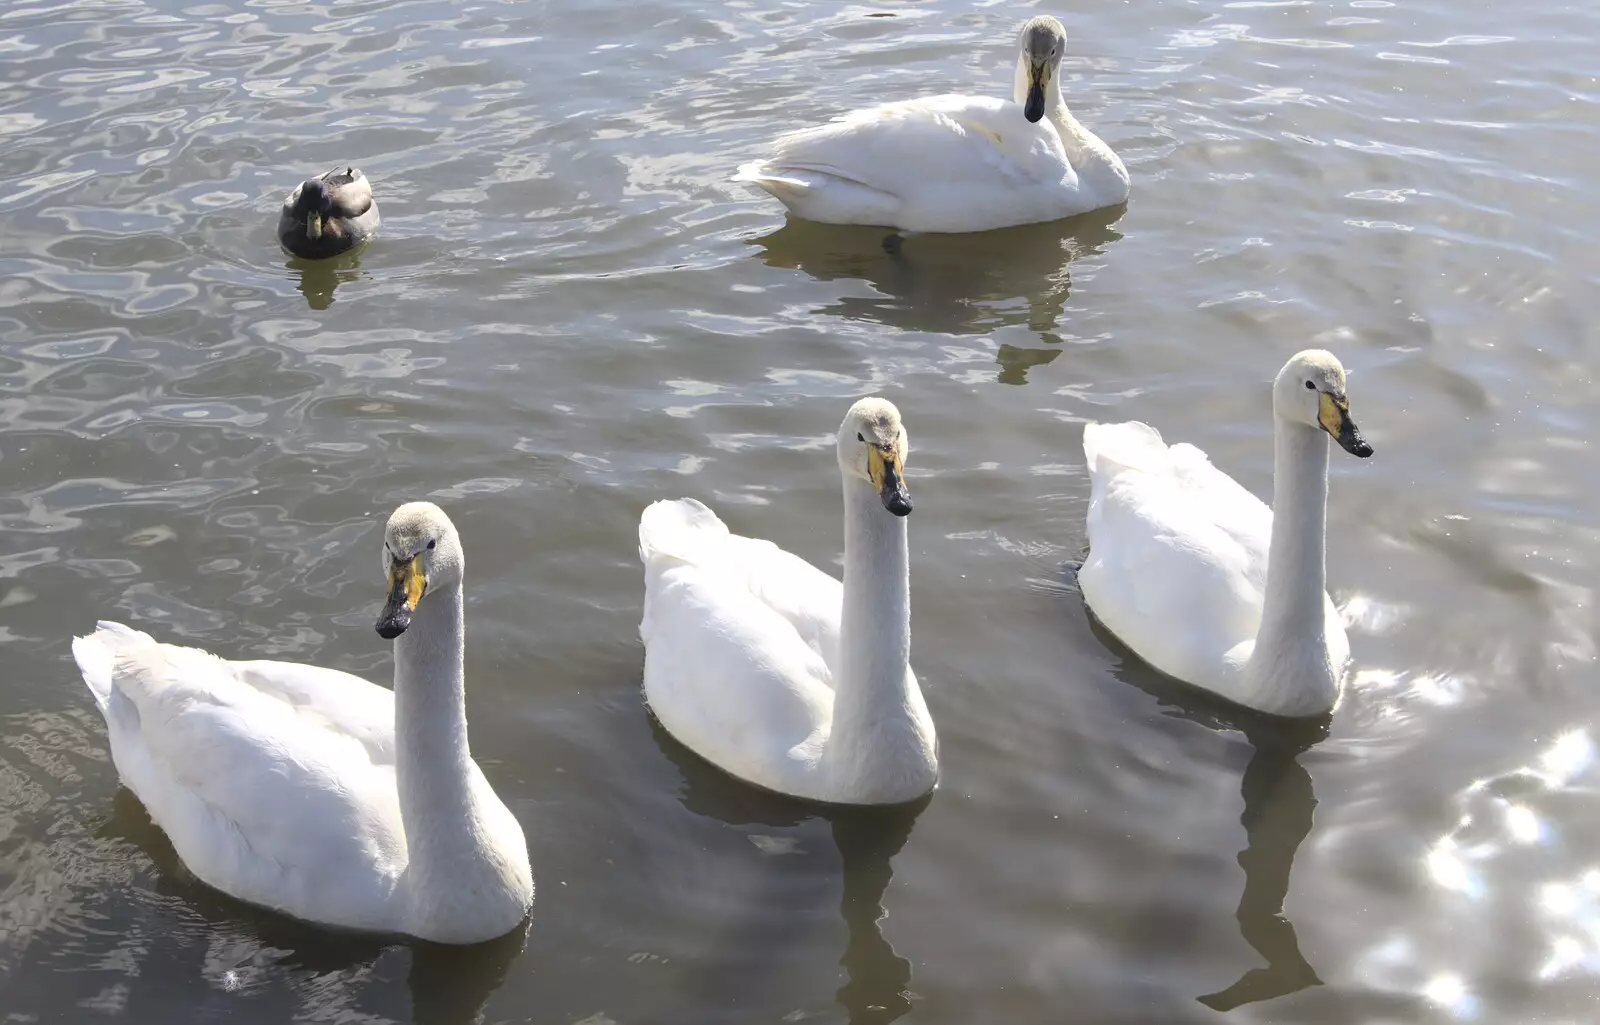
[95,788,526,1025]
[286,248,366,311]
[747,210,1123,386]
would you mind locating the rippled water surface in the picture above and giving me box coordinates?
[2,0,1599,1020]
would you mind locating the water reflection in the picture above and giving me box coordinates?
[1082,608,1327,1011]
[748,210,1125,339]
[1197,719,1327,1012]
[657,718,928,1023]
[286,249,367,311]
[826,799,928,1024]
[100,789,525,1025]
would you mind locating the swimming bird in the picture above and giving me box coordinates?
[733,15,1128,233]
[72,502,533,943]
[277,166,380,259]
[638,397,938,805]
[1079,350,1374,717]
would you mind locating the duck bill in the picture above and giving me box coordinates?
[1318,392,1374,458]
[306,210,323,241]
[868,446,912,517]
[376,556,426,639]
[1024,62,1048,123]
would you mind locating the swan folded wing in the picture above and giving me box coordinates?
[1164,442,1273,578]
[708,533,842,672]
[640,499,841,670]
[759,95,1071,195]
[231,660,396,764]
[1084,458,1266,675]
[104,640,403,912]
[1084,424,1271,589]
[643,564,834,779]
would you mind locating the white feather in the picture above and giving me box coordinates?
[735,20,1128,232]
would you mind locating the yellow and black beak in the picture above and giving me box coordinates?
[1317,392,1374,458]
[376,555,426,639]
[867,445,912,517]
[306,210,323,241]
[1024,61,1049,123]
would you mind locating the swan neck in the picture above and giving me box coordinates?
[824,473,928,800]
[1246,417,1334,696]
[1014,53,1129,199]
[838,476,911,708]
[392,582,480,857]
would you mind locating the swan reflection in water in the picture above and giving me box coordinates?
[97,788,526,1025]
[286,248,366,311]
[747,209,1125,385]
[1083,609,1327,1011]
[658,717,930,1024]
[827,799,928,1024]
[1197,718,1327,1011]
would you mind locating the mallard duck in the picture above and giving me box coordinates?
[1079,351,1375,717]
[638,398,938,805]
[72,502,533,943]
[277,166,380,259]
[734,16,1128,233]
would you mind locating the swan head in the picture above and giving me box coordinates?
[1017,15,1067,123]
[286,177,335,242]
[376,501,463,639]
[1274,350,1374,458]
[837,397,912,517]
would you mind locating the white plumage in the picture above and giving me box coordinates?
[735,16,1128,232]
[72,503,532,943]
[639,399,938,805]
[1079,351,1374,717]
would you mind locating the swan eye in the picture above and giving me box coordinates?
[1304,380,1315,390]
[426,539,436,550]
[857,432,865,442]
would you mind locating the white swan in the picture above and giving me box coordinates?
[72,502,533,943]
[638,397,938,805]
[1079,350,1375,717]
[733,16,1128,233]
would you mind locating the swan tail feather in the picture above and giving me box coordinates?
[639,498,730,568]
[1082,421,1170,478]
[732,161,804,187]
[72,620,154,711]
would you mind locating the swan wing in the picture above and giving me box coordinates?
[1079,423,1268,682]
[736,95,1077,231]
[640,497,842,670]
[638,500,837,792]
[73,622,404,929]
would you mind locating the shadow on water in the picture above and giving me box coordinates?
[1078,601,1328,1012]
[746,208,1125,351]
[285,247,367,310]
[100,788,526,1025]
[653,715,930,1024]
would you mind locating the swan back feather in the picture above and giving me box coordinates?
[74,621,407,933]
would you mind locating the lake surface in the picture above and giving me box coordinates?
[2,0,1598,1021]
